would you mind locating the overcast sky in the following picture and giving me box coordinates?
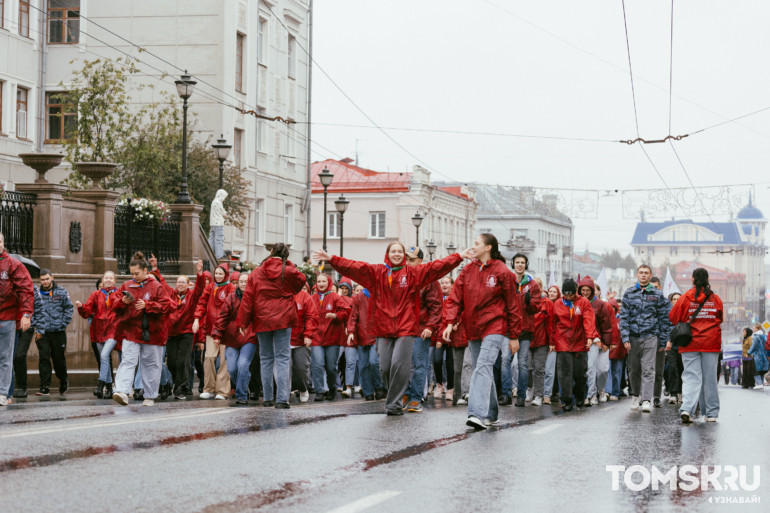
[310,0,770,256]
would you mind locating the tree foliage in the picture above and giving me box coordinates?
[601,249,638,271]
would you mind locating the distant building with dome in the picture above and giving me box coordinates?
[630,196,766,327]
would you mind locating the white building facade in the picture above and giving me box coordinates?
[0,0,310,264]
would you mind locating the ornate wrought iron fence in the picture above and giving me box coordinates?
[114,205,181,274]
[0,191,36,257]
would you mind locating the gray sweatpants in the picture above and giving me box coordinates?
[530,345,549,398]
[462,346,472,395]
[628,335,657,402]
[376,337,414,413]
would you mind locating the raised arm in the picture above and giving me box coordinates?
[77,291,98,319]
[414,253,464,290]
[326,254,377,290]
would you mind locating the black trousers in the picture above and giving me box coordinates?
[167,333,193,388]
[557,351,587,406]
[433,345,454,386]
[249,343,262,395]
[12,328,34,390]
[665,350,684,395]
[36,331,68,387]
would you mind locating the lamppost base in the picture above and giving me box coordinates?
[175,193,193,205]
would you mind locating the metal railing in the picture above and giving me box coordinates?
[0,190,36,257]
[114,205,181,274]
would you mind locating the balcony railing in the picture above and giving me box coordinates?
[0,190,36,257]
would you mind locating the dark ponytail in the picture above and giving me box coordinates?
[129,251,148,270]
[692,267,712,299]
[261,243,290,284]
[479,233,506,264]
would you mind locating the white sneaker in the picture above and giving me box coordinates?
[676,393,682,404]
[354,386,362,397]
[531,396,543,407]
[113,392,129,406]
[466,416,487,430]
[754,384,764,390]
[631,396,640,410]
[598,392,608,403]
[526,388,534,402]
[589,394,598,406]
[199,392,214,399]
[445,389,453,402]
[299,391,309,403]
[457,396,468,405]
[512,389,517,398]
[484,418,500,427]
[706,417,717,422]
[142,399,155,406]
[668,396,677,404]
[641,401,651,413]
[433,383,444,399]
[215,394,227,400]
[342,387,352,398]
[609,395,618,401]
[0,395,7,406]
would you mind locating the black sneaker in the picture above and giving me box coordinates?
[174,387,187,400]
[160,384,171,401]
[59,378,69,395]
[375,388,387,400]
[515,397,525,407]
[133,389,144,401]
[562,403,574,412]
[499,395,513,406]
[262,400,275,407]
[36,386,50,396]
[325,391,336,401]
[275,402,290,409]
[386,409,404,416]
[364,395,375,401]
[102,383,113,399]
[13,389,27,398]
[653,398,662,408]
[314,394,325,402]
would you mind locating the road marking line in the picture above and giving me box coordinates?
[0,409,233,439]
[327,491,402,513]
[532,423,563,435]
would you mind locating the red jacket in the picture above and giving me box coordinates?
[578,276,613,348]
[668,287,723,353]
[608,301,626,360]
[418,280,442,340]
[77,288,117,343]
[330,252,462,338]
[339,294,354,344]
[443,259,522,341]
[439,296,468,348]
[347,291,375,346]
[514,273,542,339]
[291,290,319,347]
[236,258,307,333]
[312,290,351,347]
[194,281,235,336]
[211,290,257,348]
[153,270,206,337]
[0,251,34,321]
[551,295,599,352]
[531,297,553,349]
[110,277,175,345]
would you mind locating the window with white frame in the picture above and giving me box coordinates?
[287,35,296,79]
[233,128,243,167]
[256,107,267,153]
[16,87,28,139]
[284,203,294,243]
[258,18,267,65]
[327,212,340,238]
[255,198,265,244]
[369,212,385,238]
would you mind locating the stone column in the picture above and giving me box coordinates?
[15,182,69,274]
[170,203,204,275]
[70,189,120,274]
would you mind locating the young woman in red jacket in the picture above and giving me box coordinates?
[212,272,257,405]
[337,279,359,398]
[443,234,522,430]
[529,277,554,406]
[436,275,467,405]
[669,268,723,424]
[236,243,307,408]
[314,243,470,415]
[346,287,385,401]
[110,253,174,406]
[551,278,599,412]
[193,263,235,400]
[290,284,319,403]
[310,273,350,401]
[75,270,118,399]
[606,298,626,401]
[151,259,205,400]
[543,285,561,404]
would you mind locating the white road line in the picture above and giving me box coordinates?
[327,491,402,513]
[532,423,563,435]
[0,409,233,439]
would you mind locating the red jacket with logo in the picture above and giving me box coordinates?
[0,251,34,321]
[668,288,723,353]
[514,274,542,339]
[347,291,375,347]
[195,281,235,336]
[439,296,468,348]
[531,296,554,349]
[77,288,118,343]
[236,258,307,333]
[152,270,206,337]
[578,276,613,348]
[211,290,257,348]
[551,295,599,352]
[443,259,522,341]
[418,280,442,341]
[111,276,174,345]
[312,290,351,347]
[329,252,462,339]
[290,290,319,347]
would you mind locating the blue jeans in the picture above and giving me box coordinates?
[0,321,15,397]
[225,343,257,401]
[586,344,610,398]
[96,339,117,384]
[544,350,557,397]
[680,352,720,418]
[501,338,529,397]
[609,359,624,397]
[468,335,506,421]
[258,328,292,403]
[312,345,340,395]
[208,225,224,259]
[729,366,740,384]
[357,345,383,397]
[406,337,431,402]
[344,346,358,387]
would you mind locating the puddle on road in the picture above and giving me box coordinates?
[1,410,117,426]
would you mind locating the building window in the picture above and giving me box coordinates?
[16,87,28,139]
[257,18,267,64]
[256,107,267,153]
[255,198,265,244]
[287,35,296,79]
[512,228,528,239]
[1,0,5,30]
[233,128,243,167]
[369,212,385,238]
[235,33,245,92]
[48,0,80,44]
[46,92,76,142]
[19,0,30,37]
[284,203,294,244]
[327,212,340,238]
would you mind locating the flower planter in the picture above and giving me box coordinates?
[18,152,64,184]
[73,162,118,189]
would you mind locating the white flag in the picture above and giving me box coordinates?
[663,266,681,297]
[595,268,608,300]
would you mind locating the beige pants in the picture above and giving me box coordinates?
[204,335,231,396]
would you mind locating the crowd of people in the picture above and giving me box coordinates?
[1,230,767,428]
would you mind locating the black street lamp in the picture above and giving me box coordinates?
[212,134,232,190]
[411,211,423,246]
[319,167,334,252]
[334,194,350,257]
[447,242,457,253]
[174,70,196,204]
[426,240,437,261]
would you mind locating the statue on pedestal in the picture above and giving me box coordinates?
[208,189,228,259]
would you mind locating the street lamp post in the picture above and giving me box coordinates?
[334,194,350,257]
[319,167,334,252]
[411,211,423,247]
[446,242,457,254]
[174,71,197,204]
[426,240,437,261]
[212,134,232,190]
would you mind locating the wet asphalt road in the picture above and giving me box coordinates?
[0,384,768,513]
